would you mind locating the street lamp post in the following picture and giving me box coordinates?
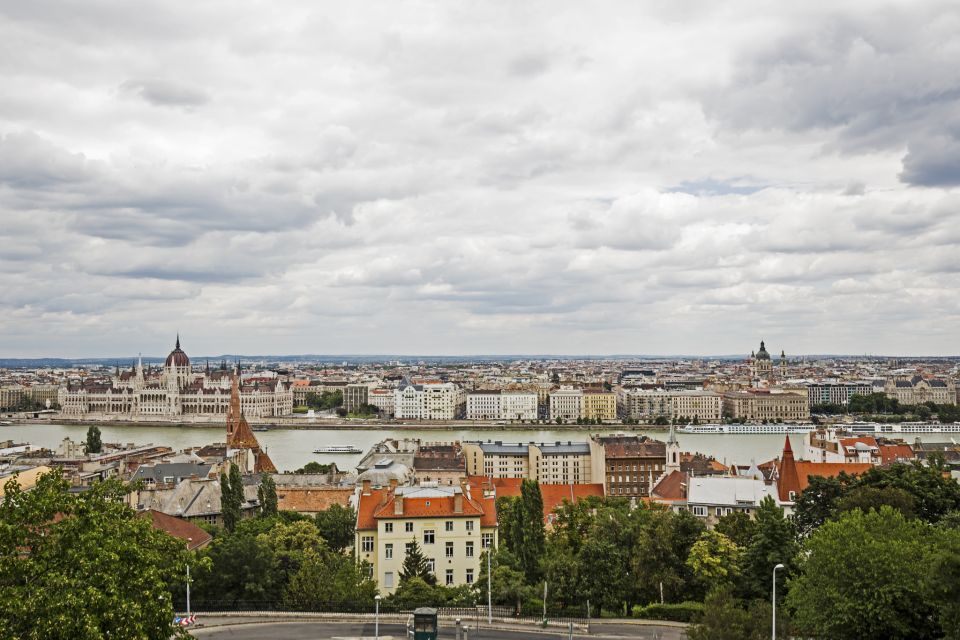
[772,563,784,640]
[186,538,192,619]
[487,547,492,625]
[375,594,381,640]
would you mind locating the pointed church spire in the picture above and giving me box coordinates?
[175,333,181,350]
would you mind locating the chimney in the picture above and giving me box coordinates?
[389,478,398,490]
[454,488,464,514]
[394,494,404,515]
[362,479,371,496]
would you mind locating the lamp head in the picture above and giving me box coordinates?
[375,594,382,601]
[774,563,785,570]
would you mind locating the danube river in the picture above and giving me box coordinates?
[2,423,946,473]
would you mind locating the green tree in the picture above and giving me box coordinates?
[927,528,960,639]
[835,485,917,519]
[792,474,847,537]
[0,470,189,640]
[258,473,278,518]
[293,461,336,474]
[687,584,769,640]
[741,496,798,601]
[399,538,436,585]
[714,510,755,548]
[390,576,440,610]
[632,508,703,604]
[315,503,356,552]
[852,462,960,523]
[190,519,280,608]
[686,530,741,588]
[220,463,243,533]
[578,512,632,614]
[84,425,102,454]
[284,548,376,610]
[787,507,939,640]
[516,479,546,581]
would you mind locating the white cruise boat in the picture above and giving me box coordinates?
[313,445,363,454]
[847,422,960,434]
[677,423,818,435]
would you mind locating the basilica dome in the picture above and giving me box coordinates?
[165,336,190,367]
[755,340,771,360]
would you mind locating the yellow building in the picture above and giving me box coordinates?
[355,480,498,594]
[582,390,617,421]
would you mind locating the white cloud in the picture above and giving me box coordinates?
[0,1,958,357]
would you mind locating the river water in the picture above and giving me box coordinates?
[2,423,949,473]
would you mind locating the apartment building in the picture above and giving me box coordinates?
[344,384,371,413]
[590,434,667,497]
[462,440,595,483]
[619,389,723,422]
[367,388,395,417]
[531,442,593,484]
[806,382,873,407]
[582,390,616,422]
[394,379,466,420]
[466,391,501,420]
[354,481,497,594]
[549,387,583,421]
[722,389,810,422]
[501,391,538,421]
[462,441,530,478]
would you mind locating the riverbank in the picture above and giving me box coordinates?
[7,416,664,433]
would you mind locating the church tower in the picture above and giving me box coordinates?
[780,350,787,377]
[665,422,681,474]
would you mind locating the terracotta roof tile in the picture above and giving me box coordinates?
[137,509,212,550]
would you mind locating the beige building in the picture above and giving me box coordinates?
[462,440,595,483]
[619,389,723,422]
[582,390,616,422]
[345,384,371,413]
[549,387,583,421]
[355,481,497,594]
[884,376,956,405]
[463,441,530,478]
[722,389,810,422]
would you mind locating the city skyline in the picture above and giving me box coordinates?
[2,2,960,357]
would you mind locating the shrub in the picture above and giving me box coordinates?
[631,601,704,623]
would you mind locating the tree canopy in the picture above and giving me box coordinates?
[0,470,188,640]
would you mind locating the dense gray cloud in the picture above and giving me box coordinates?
[0,1,958,357]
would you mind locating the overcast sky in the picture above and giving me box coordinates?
[1,1,959,358]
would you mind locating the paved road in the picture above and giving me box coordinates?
[189,619,685,640]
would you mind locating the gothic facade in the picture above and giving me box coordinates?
[58,337,293,418]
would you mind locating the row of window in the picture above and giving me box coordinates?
[608,463,662,471]
[382,520,476,534]
[362,533,494,554]
[383,567,474,589]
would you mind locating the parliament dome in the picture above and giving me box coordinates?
[165,335,190,367]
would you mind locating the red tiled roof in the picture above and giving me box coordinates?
[651,470,686,502]
[138,510,212,550]
[776,436,871,501]
[356,483,493,530]
[879,443,915,465]
[466,476,604,522]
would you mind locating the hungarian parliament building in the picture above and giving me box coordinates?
[58,337,293,418]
